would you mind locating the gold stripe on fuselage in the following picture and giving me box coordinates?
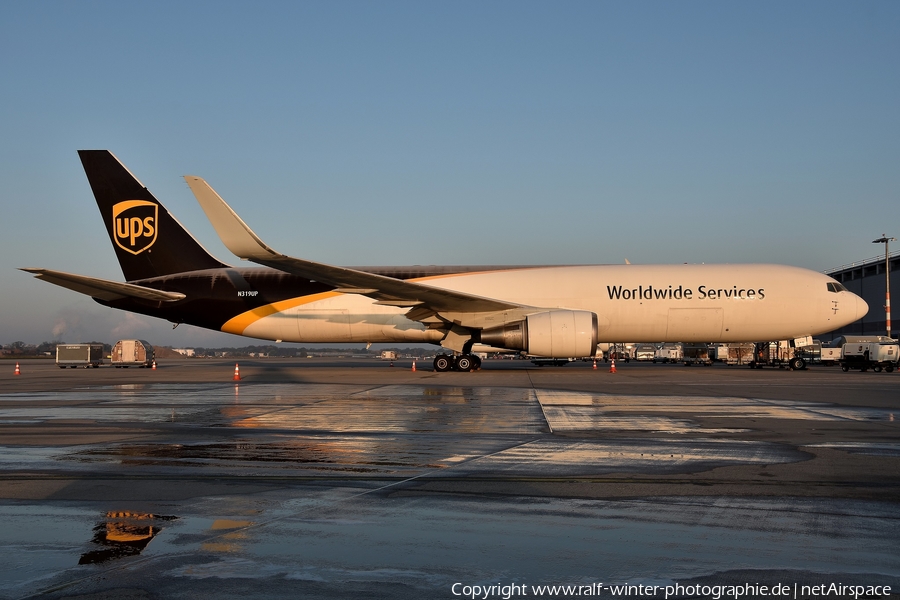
[221,291,341,335]
[218,268,533,335]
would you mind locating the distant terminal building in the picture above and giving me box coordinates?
[172,348,195,357]
[823,250,899,341]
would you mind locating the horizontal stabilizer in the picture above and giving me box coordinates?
[184,176,521,314]
[20,268,186,302]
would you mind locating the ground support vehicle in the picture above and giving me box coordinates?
[840,340,899,373]
[607,343,632,363]
[633,344,657,362]
[56,344,104,368]
[716,343,756,365]
[653,343,683,363]
[819,346,842,366]
[710,343,728,362]
[749,340,808,370]
[682,343,712,366]
[111,339,154,368]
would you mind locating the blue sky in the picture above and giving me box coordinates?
[1,1,898,346]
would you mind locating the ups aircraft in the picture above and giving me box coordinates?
[22,151,867,372]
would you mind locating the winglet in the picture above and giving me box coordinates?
[184,176,280,261]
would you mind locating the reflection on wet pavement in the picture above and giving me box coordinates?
[79,511,177,564]
[539,407,746,433]
[201,519,254,554]
[534,390,896,431]
[0,381,898,598]
[4,493,891,598]
[69,436,521,475]
[3,384,895,479]
[204,493,897,595]
[448,438,806,475]
[808,442,900,457]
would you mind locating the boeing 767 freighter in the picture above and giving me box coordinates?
[21,151,867,371]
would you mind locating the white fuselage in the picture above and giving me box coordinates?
[223,264,867,345]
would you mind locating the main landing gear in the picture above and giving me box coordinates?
[433,353,482,372]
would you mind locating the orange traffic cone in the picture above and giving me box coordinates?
[609,359,617,374]
[592,360,597,370]
[14,362,21,376]
[151,359,157,370]
[411,359,416,372]
[233,363,241,381]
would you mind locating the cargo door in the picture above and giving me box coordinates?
[666,308,724,341]
[122,340,135,362]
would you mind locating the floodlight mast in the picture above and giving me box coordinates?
[872,235,895,338]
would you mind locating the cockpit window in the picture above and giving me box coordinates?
[827,282,847,293]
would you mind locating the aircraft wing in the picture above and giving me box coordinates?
[20,268,186,302]
[185,176,523,314]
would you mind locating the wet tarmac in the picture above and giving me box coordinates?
[0,359,898,599]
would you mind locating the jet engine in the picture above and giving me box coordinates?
[480,310,599,358]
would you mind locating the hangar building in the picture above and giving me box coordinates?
[823,250,899,341]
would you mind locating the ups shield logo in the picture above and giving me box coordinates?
[112,200,157,255]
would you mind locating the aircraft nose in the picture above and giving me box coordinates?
[854,294,869,321]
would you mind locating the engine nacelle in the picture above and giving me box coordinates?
[480,310,599,358]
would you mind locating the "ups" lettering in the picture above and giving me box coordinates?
[112,200,158,255]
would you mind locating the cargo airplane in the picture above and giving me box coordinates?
[21,151,867,371]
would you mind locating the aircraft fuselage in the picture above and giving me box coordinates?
[102,263,865,345]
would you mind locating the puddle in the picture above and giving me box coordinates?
[79,511,178,564]
[0,490,898,598]
[67,436,528,476]
[450,438,806,476]
[3,385,892,435]
[539,406,747,433]
[534,391,896,432]
[807,442,900,457]
[156,495,900,589]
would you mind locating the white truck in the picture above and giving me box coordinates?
[840,338,899,373]
[819,346,843,366]
[653,343,683,363]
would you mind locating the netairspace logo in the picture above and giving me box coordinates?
[450,581,893,599]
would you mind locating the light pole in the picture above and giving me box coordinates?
[872,235,895,339]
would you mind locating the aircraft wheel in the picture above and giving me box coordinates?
[472,355,482,371]
[433,355,452,372]
[454,355,475,372]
